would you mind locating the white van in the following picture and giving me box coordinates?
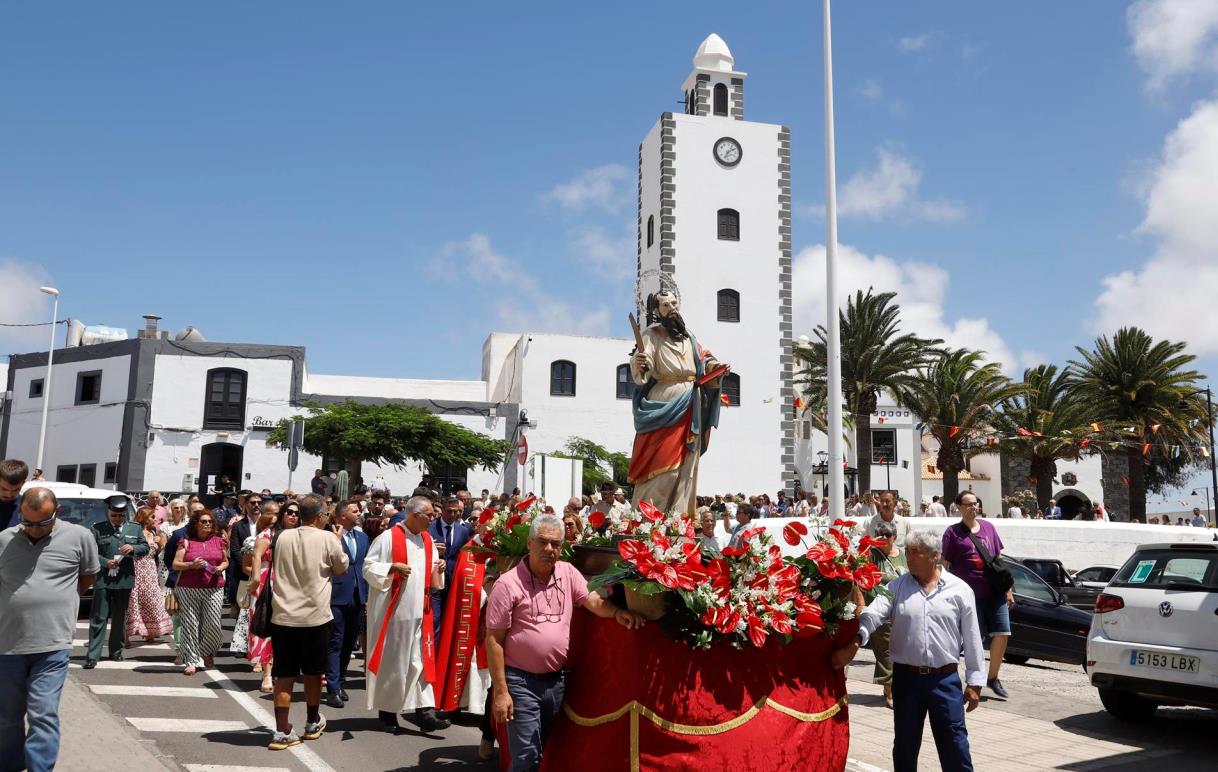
[1086,541,1218,719]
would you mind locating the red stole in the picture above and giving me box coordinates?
[367,525,436,685]
[433,549,488,712]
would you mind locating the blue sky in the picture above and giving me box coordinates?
[3,2,1218,503]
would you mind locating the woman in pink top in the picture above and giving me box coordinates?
[172,509,228,675]
[125,505,173,645]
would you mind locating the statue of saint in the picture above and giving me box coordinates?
[627,290,729,515]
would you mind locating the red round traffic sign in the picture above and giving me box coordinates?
[517,435,528,465]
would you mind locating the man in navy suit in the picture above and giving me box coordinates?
[324,500,369,709]
[428,495,472,636]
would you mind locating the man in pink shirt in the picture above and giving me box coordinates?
[486,513,645,771]
[146,490,168,528]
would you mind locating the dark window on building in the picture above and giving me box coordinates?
[717,208,739,241]
[722,373,741,406]
[647,215,655,248]
[802,421,811,440]
[616,364,632,399]
[56,465,77,484]
[29,379,44,398]
[75,371,102,405]
[717,289,740,322]
[103,463,117,484]
[713,83,728,116]
[78,464,97,488]
[872,429,897,465]
[550,360,576,396]
[203,368,247,429]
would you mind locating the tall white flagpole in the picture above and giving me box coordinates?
[823,0,846,517]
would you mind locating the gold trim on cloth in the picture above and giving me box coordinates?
[563,695,848,772]
[652,374,695,383]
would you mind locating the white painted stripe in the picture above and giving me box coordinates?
[202,669,336,772]
[128,717,251,733]
[184,766,290,772]
[70,660,179,671]
[845,758,889,772]
[89,684,219,699]
[71,639,172,650]
[76,621,89,628]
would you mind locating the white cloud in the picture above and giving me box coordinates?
[0,259,58,354]
[792,243,1019,374]
[861,79,883,102]
[435,234,611,337]
[898,34,930,53]
[1128,0,1218,89]
[1091,98,1218,352]
[543,164,631,214]
[569,224,634,279]
[803,145,965,224]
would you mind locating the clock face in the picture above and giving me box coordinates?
[714,137,742,167]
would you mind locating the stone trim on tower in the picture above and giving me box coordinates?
[659,113,677,275]
[693,75,710,117]
[730,77,744,120]
[637,142,643,283]
[778,126,797,491]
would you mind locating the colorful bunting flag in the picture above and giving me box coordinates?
[1079,438,1091,448]
[948,426,961,439]
[720,393,730,407]
[1202,446,1211,459]
[793,396,805,410]
[1141,442,1152,456]
[1151,423,1161,434]
[1016,428,1033,436]
[1091,422,1102,432]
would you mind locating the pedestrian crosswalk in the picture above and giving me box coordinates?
[69,659,179,670]
[88,684,219,698]
[127,717,253,733]
[183,766,291,772]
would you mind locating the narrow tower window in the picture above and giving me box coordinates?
[717,208,740,241]
[713,83,728,116]
[717,289,740,322]
[647,215,655,247]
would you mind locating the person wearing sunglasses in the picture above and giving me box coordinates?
[225,492,260,612]
[83,495,149,669]
[172,510,229,675]
[0,487,100,772]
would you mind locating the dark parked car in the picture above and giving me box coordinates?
[1010,556,1105,612]
[1002,560,1093,667]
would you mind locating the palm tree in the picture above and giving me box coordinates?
[1068,328,1208,524]
[795,289,941,493]
[992,365,1095,510]
[901,349,1025,502]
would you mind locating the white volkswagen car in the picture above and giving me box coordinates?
[1086,541,1218,719]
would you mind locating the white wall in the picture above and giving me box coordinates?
[144,354,307,492]
[7,355,130,483]
[307,373,487,402]
[666,113,787,496]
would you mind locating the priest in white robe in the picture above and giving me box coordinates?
[363,495,449,732]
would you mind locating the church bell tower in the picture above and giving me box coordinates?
[637,33,796,495]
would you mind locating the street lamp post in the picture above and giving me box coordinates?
[1206,387,1217,527]
[35,286,60,472]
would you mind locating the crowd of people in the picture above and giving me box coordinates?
[2,449,1210,772]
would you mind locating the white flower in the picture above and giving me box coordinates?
[841,601,857,620]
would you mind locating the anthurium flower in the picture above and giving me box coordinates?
[782,520,808,546]
[857,535,888,552]
[505,514,523,531]
[747,615,768,648]
[768,613,793,635]
[478,509,495,525]
[853,562,884,591]
[793,610,824,638]
[618,539,648,563]
[832,518,856,528]
[721,544,748,558]
[588,511,606,530]
[829,529,851,551]
[516,496,536,511]
[638,500,664,522]
[804,542,837,564]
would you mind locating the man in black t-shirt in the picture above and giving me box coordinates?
[0,459,30,529]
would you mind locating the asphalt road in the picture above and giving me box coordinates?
[68,613,491,772]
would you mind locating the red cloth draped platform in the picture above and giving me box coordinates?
[533,609,857,772]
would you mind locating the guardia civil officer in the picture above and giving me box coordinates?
[84,494,149,668]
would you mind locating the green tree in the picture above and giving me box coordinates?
[992,365,1094,509]
[562,436,630,496]
[795,289,942,492]
[266,400,511,483]
[901,349,1025,502]
[1068,327,1208,523]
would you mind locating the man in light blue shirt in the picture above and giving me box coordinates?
[832,530,984,772]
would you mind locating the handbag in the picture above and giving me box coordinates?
[249,531,282,638]
[958,523,1014,595]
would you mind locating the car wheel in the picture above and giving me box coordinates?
[1003,654,1029,665]
[1098,687,1158,721]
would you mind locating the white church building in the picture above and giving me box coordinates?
[1,35,1112,514]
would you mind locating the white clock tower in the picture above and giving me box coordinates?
[637,33,796,495]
